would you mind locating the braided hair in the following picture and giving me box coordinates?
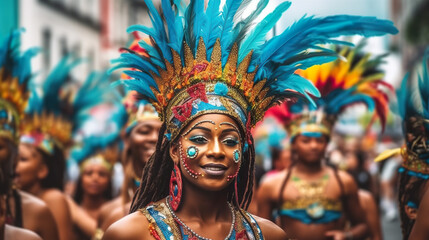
[130,121,256,212]
[398,173,427,239]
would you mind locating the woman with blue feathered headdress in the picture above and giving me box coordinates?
[96,36,162,239]
[375,49,429,240]
[0,30,59,240]
[102,0,397,239]
[67,96,127,240]
[15,56,108,240]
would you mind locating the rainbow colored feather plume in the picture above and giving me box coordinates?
[111,0,397,139]
[296,41,392,128]
[268,41,393,139]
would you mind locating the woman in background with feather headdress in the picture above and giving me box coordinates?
[0,30,59,240]
[257,42,393,240]
[376,49,429,240]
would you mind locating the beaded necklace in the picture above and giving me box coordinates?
[165,197,235,240]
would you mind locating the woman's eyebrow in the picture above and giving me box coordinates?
[221,128,239,135]
[182,120,215,136]
[219,122,240,134]
[192,126,211,133]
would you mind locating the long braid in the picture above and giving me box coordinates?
[398,173,427,239]
[242,135,255,210]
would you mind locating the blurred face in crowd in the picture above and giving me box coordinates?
[129,119,162,177]
[14,144,47,191]
[0,138,14,164]
[292,135,328,164]
[81,163,110,197]
[0,137,15,195]
[274,149,291,171]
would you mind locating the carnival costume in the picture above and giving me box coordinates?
[113,0,396,238]
[268,41,392,224]
[375,50,429,208]
[0,30,38,227]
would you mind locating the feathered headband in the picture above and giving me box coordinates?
[0,30,38,143]
[112,0,397,141]
[269,41,392,140]
[376,49,429,179]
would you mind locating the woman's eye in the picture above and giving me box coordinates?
[222,138,239,147]
[188,136,208,144]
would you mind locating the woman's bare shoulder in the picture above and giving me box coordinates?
[5,224,42,240]
[102,211,153,240]
[252,214,287,240]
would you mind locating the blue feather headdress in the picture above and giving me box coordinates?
[21,57,109,155]
[68,101,127,173]
[0,29,38,144]
[392,49,429,179]
[112,0,397,140]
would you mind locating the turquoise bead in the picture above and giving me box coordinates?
[234,150,240,163]
[187,146,197,158]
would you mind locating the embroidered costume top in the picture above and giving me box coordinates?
[141,199,264,240]
[278,173,344,224]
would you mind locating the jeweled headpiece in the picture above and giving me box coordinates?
[376,50,429,179]
[112,0,397,140]
[0,30,38,143]
[269,41,393,140]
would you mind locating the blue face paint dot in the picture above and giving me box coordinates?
[233,150,240,163]
[187,146,197,158]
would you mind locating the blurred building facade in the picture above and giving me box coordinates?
[18,0,156,79]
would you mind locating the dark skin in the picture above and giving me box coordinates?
[15,144,72,240]
[103,114,286,240]
[129,120,162,179]
[358,189,382,240]
[97,119,162,232]
[407,181,429,239]
[0,138,59,240]
[257,135,369,240]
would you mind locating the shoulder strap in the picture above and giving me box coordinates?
[140,202,181,240]
[276,164,295,210]
[331,166,347,210]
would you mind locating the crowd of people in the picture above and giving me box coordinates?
[0,0,428,239]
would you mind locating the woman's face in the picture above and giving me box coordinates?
[81,163,110,197]
[0,137,14,164]
[129,119,162,165]
[171,114,243,191]
[14,144,46,190]
[292,135,328,164]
